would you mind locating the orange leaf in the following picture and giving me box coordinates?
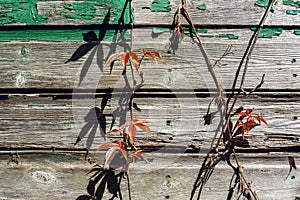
[128,124,137,143]
[129,52,141,66]
[105,146,118,167]
[96,142,118,152]
[118,143,127,161]
[141,49,162,61]
[120,52,130,70]
[132,150,148,162]
[253,115,269,127]
[243,118,256,132]
[135,123,151,134]
[132,118,151,124]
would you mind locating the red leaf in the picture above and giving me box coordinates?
[253,115,269,127]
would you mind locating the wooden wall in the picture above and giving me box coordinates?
[0,0,299,199]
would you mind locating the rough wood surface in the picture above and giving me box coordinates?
[0,0,299,26]
[1,0,300,199]
[134,0,300,26]
[1,29,300,90]
[0,95,299,151]
[0,152,299,200]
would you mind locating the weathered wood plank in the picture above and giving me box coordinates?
[0,152,299,199]
[1,0,299,26]
[133,0,300,26]
[1,28,300,90]
[0,95,299,150]
[0,0,131,26]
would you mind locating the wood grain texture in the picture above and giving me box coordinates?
[133,0,300,26]
[0,0,295,26]
[0,95,299,151]
[0,152,299,200]
[1,28,300,90]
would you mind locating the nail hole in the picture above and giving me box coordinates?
[169,137,173,140]
[292,116,298,120]
[166,120,171,126]
[165,175,171,179]
[165,195,170,199]
[292,58,296,63]
[293,74,297,77]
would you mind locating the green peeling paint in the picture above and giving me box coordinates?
[283,0,300,8]
[219,33,239,39]
[184,28,208,37]
[0,0,48,25]
[152,27,208,36]
[63,2,99,20]
[286,9,300,14]
[0,29,130,42]
[28,104,44,107]
[143,0,171,12]
[294,29,300,35]
[251,27,283,38]
[0,0,132,25]
[197,4,207,10]
[152,27,171,34]
[255,0,270,8]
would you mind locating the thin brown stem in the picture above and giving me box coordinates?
[181,4,224,100]
[227,0,276,112]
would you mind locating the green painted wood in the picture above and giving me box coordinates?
[0,0,132,25]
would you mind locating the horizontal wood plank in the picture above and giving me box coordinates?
[0,95,299,150]
[133,0,300,26]
[0,28,300,90]
[0,152,299,199]
[1,0,299,26]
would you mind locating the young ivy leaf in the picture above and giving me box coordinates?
[141,49,162,61]
[105,52,140,74]
[96,141,127,168]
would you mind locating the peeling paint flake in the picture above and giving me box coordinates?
[283,0,300,8]
[143,0,171,12]
[219,33,239,39]
[0,0,48,25]
[196,4,207,10]
[286,9,300,14]
[255,0,270,8]
[251,27,283,38]
[294,29,300,35]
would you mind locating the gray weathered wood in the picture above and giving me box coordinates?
[0,152,299,200]
[133,0,300,26]
[1,29,300,90]
[0,95,299,151]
